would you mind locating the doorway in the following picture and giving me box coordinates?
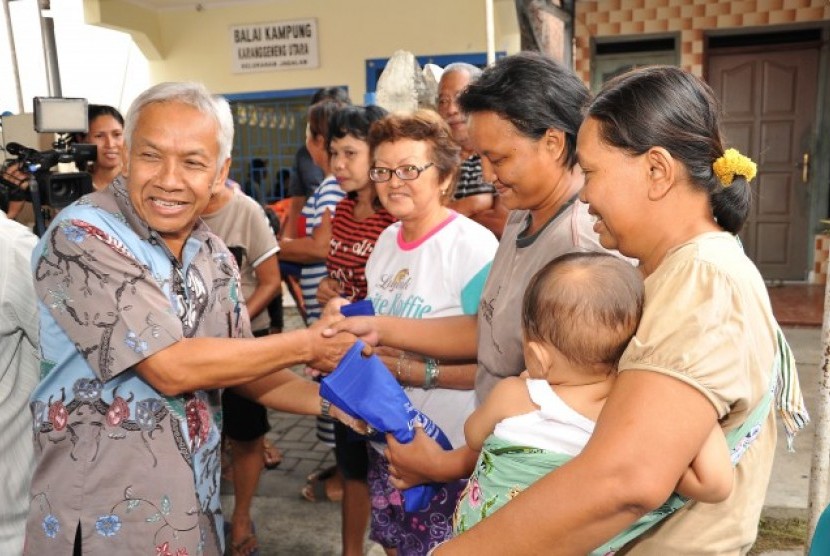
[707,32,820,281]
[590,36,678,92]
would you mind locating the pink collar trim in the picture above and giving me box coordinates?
[396,211,457,250]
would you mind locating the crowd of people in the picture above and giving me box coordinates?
[0,48,808,556]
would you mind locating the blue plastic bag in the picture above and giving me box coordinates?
[336,299,379,444]
[320,340,451,512]
[339,299,375,317]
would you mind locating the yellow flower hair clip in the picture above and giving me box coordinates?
[712,148,757,187]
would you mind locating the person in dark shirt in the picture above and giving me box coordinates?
[437,63,507,238]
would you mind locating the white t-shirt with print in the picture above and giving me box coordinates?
[366,211,498,448]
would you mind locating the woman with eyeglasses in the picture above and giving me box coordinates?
[359,109,498,555]
[327,53,615,493]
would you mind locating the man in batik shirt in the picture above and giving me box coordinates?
[25,82,354,555]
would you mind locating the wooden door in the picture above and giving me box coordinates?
[708,48,818,280]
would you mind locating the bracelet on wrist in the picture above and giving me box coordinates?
[424,358,440,390]
[320,398,332,418]
[396,351,412,387]
[395,351,405,382]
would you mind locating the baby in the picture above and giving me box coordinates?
[453,252,733,552]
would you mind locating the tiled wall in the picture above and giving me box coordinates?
[811,234,829,284]
[574,0,830,82]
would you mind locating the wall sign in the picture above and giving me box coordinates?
[230,18,319,73]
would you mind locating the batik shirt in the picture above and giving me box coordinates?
[25,177,250,556]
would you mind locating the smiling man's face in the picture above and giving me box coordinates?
[437,70,473,149]
[124,101,229,256]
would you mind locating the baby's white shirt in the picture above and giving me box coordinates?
[492,378,596,456]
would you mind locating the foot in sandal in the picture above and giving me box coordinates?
[226,519,259,556]
[300,465,343,502]
[263,439,282,470]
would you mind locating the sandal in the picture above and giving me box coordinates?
[224,521,259,556]
[300,466,343,503]
[263,439,282,470]
[305,465,337,484]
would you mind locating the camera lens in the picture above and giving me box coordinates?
[43,173,93,209]
[51,180,71,202]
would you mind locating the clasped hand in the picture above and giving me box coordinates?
[384,427,443,490]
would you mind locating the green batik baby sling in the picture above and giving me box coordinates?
[453,328,808,554]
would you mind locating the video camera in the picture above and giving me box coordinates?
[4,138,96,209]
[1,97,97,233]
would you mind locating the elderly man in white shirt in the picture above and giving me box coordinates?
[0,208,39,555]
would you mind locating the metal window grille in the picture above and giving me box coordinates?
[227,95,311,206]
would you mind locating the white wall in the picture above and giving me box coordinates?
[93,0,520,100]
[1,0,519,129]
[0,0,149,116]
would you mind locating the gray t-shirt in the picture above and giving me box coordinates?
[474,199,606,403]
[201,191,280,333]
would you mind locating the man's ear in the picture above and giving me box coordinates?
[121,147,130,178]
[544,128,566,163]
[645,146,677,201]
[214,158,232,192]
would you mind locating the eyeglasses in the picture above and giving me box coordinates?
[368,162,435,183]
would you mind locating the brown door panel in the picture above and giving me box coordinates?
[709,48,817,280]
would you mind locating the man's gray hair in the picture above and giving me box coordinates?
[124,82,234,169]
[441,62,483,83]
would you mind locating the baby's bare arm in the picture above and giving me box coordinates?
[465,376,534,451]
[675,425,734,503]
